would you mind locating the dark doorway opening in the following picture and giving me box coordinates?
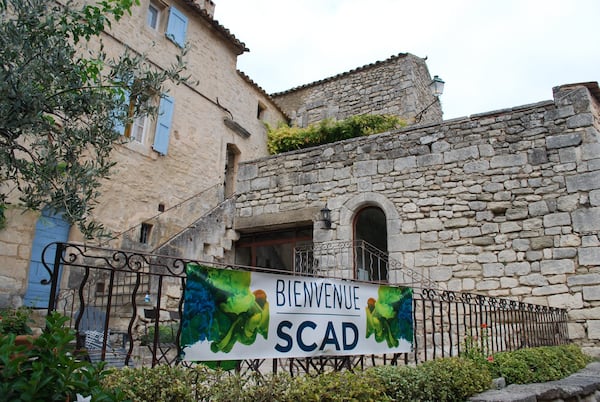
[354,206,388,282]
[235,227,313,273]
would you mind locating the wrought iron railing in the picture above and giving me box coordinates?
[99,182,224,251]
[42,242,569,373]
[294,240,440,289]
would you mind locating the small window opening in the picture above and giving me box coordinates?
[158,203,165,212]
[96,282,105,293]
[147,3,160,30]
[257,102,266,120]
[140,223,153,244]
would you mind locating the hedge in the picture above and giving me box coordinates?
[100,344,590,401]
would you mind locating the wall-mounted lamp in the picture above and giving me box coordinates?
[415,75,445,122]
[430,75,445,97]
[320,206,332,229]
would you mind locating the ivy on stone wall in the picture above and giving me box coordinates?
[267,114,406,154]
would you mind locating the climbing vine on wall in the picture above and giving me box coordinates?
[267,114,406,154]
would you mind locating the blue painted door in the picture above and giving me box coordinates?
[23,209,70,308]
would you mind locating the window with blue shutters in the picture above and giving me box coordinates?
[165,6,187,47]
[153,95,175,155]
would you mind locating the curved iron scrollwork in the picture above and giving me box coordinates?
[41,241,570,370]
[40,242,61,284]
[421,288,438,300]
[41,242,215,279]
[440,290,456,302]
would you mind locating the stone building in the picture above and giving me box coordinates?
[1,0,598,356]
[271,53,442,127]
[0,1,438,310]
[0,0,288,308]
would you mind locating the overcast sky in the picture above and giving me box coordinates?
[214,0,599,120]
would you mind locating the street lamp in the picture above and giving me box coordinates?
[415,75,445,122]
[430,75,445,97]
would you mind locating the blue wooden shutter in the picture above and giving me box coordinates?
[166,7,188,47]
[153,95,175,155]
[24,209,70,308]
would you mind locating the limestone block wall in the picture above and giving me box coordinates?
[235,83,600,352]
[155,198,238,262]
[0,209,40,307]
[272,53,442,127]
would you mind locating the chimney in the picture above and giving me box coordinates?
[194,0,215,17]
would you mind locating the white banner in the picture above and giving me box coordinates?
[181,264,413,361]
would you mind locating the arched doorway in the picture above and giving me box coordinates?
[354,206,388,282]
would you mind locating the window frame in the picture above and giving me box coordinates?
[147,2,160,30]
[130,114,148,144]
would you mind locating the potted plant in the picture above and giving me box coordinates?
[141,323,178,346]
[0,306,34,346]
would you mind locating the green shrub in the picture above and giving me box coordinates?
[102,365,196,401]
[96,344,590,401]
[286,370,388,402]
[267,114,406,154]
[489,344,590,385]
[196,371,293,402]
[370,365,427,402]
[241,372,297,402]
[0,312,116,401]
[0,306,33,335]
[371,357,492,402]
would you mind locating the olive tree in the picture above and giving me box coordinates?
[0,0,187,238]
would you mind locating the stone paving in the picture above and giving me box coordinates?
[469,362,600,402]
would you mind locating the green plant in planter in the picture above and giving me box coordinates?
[141,323,178,345]
[0,306,33,335]
[0,311,118,401]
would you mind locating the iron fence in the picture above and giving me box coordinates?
[41,242,569,373]
[294,240,440,289]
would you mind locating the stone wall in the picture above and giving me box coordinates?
[235,82,600,353]
[155,198,238,262]
[272,53,442,127]
[0,209,40,308]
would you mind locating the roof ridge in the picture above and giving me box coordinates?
[181,0,249,55]
[270,52,411,97]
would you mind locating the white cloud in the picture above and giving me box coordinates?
[215,0,600,119]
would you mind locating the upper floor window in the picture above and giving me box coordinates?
[166,6,188,47]
[131,115,147,143]
[114,89,176,156]
[147,3,160,30]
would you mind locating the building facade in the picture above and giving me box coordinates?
[234,83,600,355]
[1,0,597,356]
[0,0,288,307]
[272,53,442,127]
